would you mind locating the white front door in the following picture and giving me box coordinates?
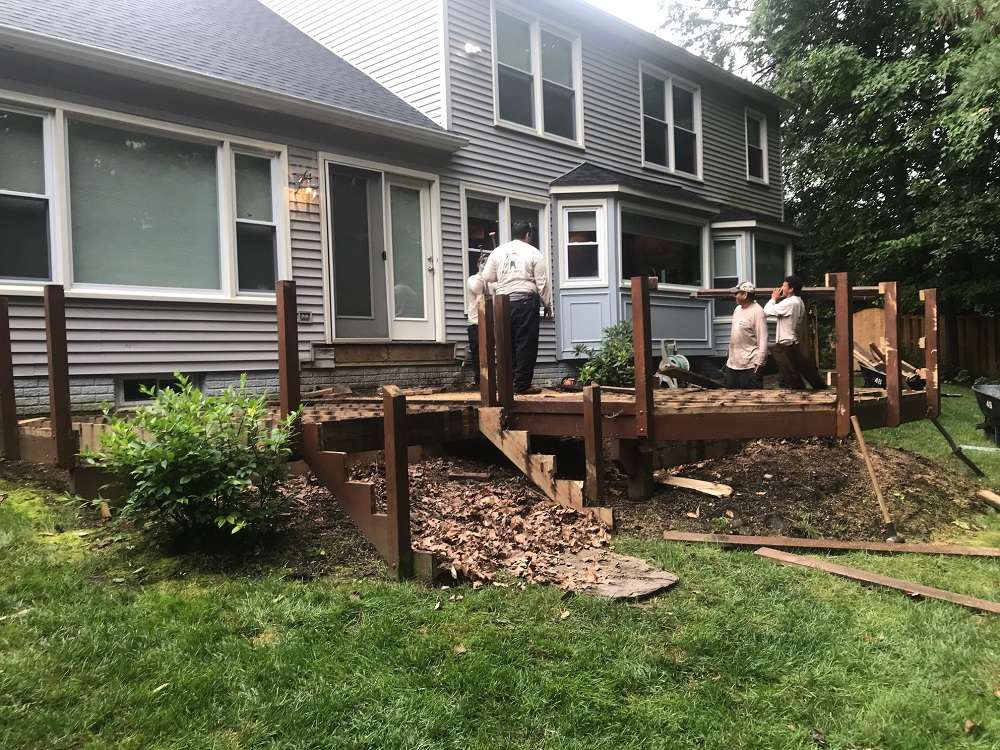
[385,179,436,341]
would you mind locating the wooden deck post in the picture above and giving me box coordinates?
[0,298,19,460]
[880,281,902,427]
[582,385,605,503]
[827,273,854,438]
[494,293,514,411]
[44,285,74,469]
[631,276,657,441]
[383,385,413,580]
[276,280,301,419]
[477,295,497,407]
[920,289,940,419]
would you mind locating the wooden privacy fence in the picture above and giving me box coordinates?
[902,314,999,378]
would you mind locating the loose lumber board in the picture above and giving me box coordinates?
[551,549,678,600]
[755,547,1000,614]
[658,476,733,498]
[977,489,1000,512]
[662,531,1000,557]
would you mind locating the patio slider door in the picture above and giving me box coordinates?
[385,178,435,341]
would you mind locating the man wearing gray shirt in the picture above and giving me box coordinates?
[763,274,826,390]
[725,282,768,389]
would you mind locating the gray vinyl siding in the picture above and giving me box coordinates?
[263,0,447,127]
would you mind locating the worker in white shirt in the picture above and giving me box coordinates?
[725,281,768,389]
[465,265,490,386]
[477,220,552,394]
[763,274,826,390]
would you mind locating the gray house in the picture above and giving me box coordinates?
[1,0,797,413]
[267,0,798,367]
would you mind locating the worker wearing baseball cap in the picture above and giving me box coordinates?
[724,281,768,389]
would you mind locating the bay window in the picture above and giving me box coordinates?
[640,64,702,178]
[0,95,287,299]
[746,109,768,183]
[712,237,739,289]
[754,238,787,288]
[494,8,582,144]
[0,108,51,281]
[621,211,703,287]
[558,203,605,287]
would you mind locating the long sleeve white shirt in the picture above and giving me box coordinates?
[726,302,769,370]
[465,275,491,325]
[478,239,552,308]
[763,294,805,345]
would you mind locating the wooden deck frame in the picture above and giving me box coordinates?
[478,295,498,407]
[827,273,854,438]
[0,298,18,460]
[880,280,903,427]
[494,294,514,412]
[276,280,301,420]
[44,286,76,469]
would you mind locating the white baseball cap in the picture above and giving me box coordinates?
[730,281,756,294]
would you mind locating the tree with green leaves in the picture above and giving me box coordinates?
[661,0,1000,312]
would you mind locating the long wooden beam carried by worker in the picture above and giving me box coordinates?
[692,286,881,301]
[755,547,1000,614]
[663,531,1000,557]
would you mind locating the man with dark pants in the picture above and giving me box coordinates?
[477,221,552,394]
[764,274,826,390]
[724,281,767,389]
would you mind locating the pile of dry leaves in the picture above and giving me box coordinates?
[350,458,611,585]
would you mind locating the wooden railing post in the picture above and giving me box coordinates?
[477,295,497,407]
[0,298,18,460]
[880,281,902,427]
[383,385,413,580]
[494,293,514,411]
[827,273,853,438]
[583,384,605,503]
[630,276,657,441]
[920,289,940,419]
[276,280,301,420]
[43,285,74,469]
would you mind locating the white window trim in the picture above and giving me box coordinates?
[459,182,552,293]
[232,147,285,296]
[558,198,608,289]
[491,1,585,148]
[745,107,769,185]
[0,89,291,304]
[638,61,703,182]
[750,233,793,288]
[617,201,709,292]
[711,233,744,289]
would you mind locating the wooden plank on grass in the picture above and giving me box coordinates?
[658,476,733,498]
[662,531,1000,557]
[755,547,1000,614]
[977,489,1000,512]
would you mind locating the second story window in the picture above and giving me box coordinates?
[639,64,702,179]
[746,109,768,183]
[494,8,582,145]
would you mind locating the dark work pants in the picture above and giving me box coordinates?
[724,366,763,390]
[509,295,540,391]
[773,342,826,390]
[466,324,479,385]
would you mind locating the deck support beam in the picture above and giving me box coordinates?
[44,285,74,469]
[277,280,301,420]
[494,294,514,412]
[827,273,854,438]
[920,289,940,419]
[630,276,657,441]
[477,296,497,407]
[0,298,18,460]
[383,385,413,580]
[880,281,902,427]
[583,385,605,503]
[616,438,654,500]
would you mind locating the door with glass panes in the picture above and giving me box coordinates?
[327,163,436,340]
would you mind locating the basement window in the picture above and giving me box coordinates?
[119,374,192,405]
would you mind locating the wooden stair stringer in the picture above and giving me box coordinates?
[301,422,392,562]
[479,408,613,527]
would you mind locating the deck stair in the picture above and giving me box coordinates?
[479,407,614,527]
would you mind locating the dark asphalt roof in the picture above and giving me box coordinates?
[551,162,717,208]
[0,0,440,131]
[715,206,798,232]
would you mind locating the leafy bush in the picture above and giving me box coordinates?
[87,374,298,539]
[575,321,635,387]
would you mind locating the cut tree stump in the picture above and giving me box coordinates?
[662,531,1000,557]
[658,475,733,498]
[755,547,1000,614]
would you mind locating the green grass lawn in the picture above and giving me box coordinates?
[2,391,999,749]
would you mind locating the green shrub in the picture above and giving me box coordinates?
[87,374,299,539]
[575,321,635,387]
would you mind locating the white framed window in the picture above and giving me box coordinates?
[639,62,702,180]
[492,4,583,146]
[745,108,768,184]
[753,236,790,288]
[558,200,607,288]
[460,184,550,285]
[0,90,290,303]
[0,106,56,283]
[712,235,741,289]
[619,206,706,288]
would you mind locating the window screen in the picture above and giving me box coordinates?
[68,120,221,289]
[541,31,575,139]
[496,12,535,127]
[641,73,668,167]
[672,85,698,175]
[747,114,765,180]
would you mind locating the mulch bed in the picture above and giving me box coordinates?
[615,438,985,542]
